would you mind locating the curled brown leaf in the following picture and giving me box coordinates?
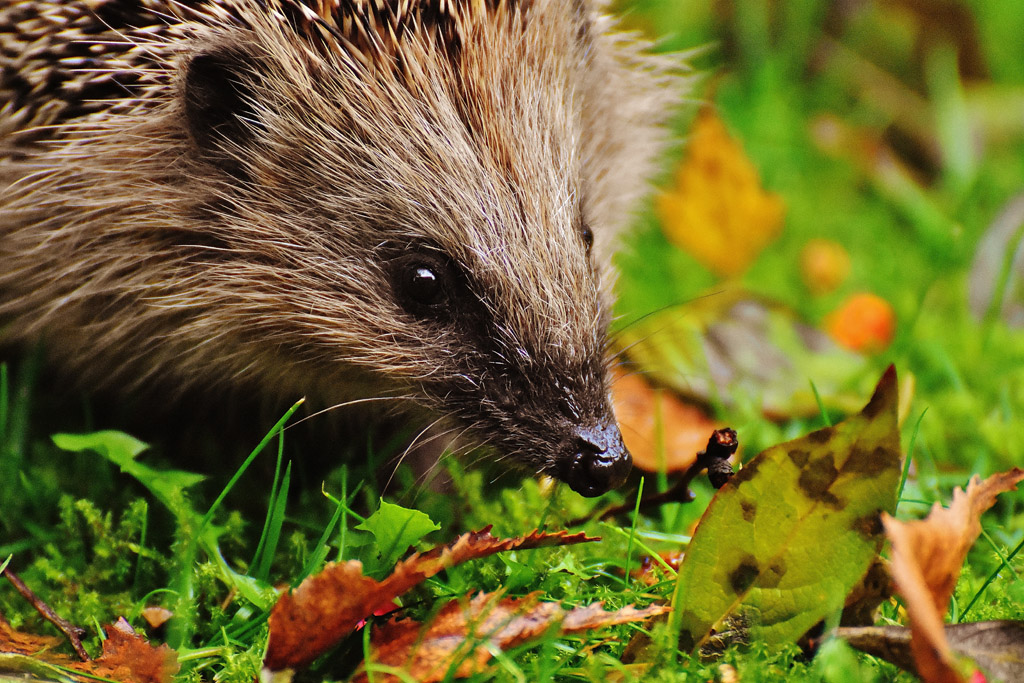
[882,468,1024,683]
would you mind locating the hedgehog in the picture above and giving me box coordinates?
[0,0,682,496]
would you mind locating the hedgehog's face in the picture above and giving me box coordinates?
[178,1,633,496]
[378,230,633,498]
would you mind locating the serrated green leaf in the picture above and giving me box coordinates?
[673,366,902,653]
[356,500,440,574]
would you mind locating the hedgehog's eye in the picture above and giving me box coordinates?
[391,254,451,316]
[406,265,442,305]
[582,225,594,253]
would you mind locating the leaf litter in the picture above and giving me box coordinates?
[355,591,669,683]
[0,616,179,683]
[262,525,665,675]
[838,464,1024,682]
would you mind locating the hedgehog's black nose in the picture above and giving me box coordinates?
[563,422,632,497]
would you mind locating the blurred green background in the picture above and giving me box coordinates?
[610,0,1024,489]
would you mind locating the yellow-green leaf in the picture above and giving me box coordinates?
[672,367,902,654]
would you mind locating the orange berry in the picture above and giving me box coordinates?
[800,239,851,295]
[825,293,896,353]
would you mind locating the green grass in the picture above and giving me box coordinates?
[3,1,1024,681]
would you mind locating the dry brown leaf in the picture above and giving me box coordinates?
[839,621,1024,682]
[355,591,670,683]
[88,619,179,683]
[882,468,1024,683]
[139,608,173,630]
[264,527,597,671]
[0,615,62,657]
[612,368,720,473]
[379,528,597,601]
[0,617,178,683]
[264,561,383,672]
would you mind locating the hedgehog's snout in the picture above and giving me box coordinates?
[562,421,632,497]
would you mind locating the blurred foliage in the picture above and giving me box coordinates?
[614,0,1024,477]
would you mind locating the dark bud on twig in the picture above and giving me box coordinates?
[701,428,737,489]
[571,427,740,526]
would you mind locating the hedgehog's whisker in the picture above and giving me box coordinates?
[382,415,452,494]
[400,424,481,505]
[284,395,406,430]
[608,291,724,348]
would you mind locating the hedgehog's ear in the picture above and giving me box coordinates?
[182,47,261,163]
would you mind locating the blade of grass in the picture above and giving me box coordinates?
[294,478,347,586]
[170,400,303,650]
[959,534,1024,621]
[602,522,679,578]
[251,429,289,581]
[810,379,832,427]
[253,461,291,582]
[623,477,646,587]
[896,409,927,512]
[132,501,149,594]
[200,399,304,531]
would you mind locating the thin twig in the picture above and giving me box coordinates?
[570,428,738,526]
[2,566,90,661]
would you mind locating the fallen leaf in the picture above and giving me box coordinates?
[612,367,719,473]
[355,591,670,683]
[882,468,1024,683]
[657,110,785,277]
[617,289,871,419]
[838,621,1024,683]
[0,615,62,657]
[718,663,740,683]
[264,527,597,671]
[825,293,897,353]
[672,366,902,655]
[0,617,179,683]
[139,608,173,630]
[90,619,179,683]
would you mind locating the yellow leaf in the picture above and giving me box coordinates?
[657,111,785,277]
